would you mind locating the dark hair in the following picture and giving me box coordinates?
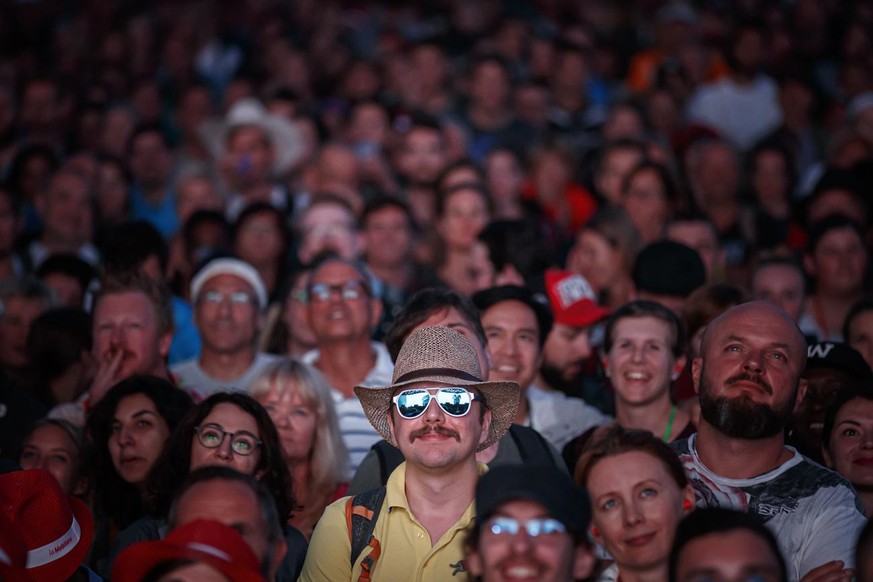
[144,392,294,521]
[35,254,98,296]
[182,210,232,262]
[384,288,486,362]
[435,182,492,218]
[103,220,170,275]
[127,123,171,156]
[603,300,686,358]
[435,158,484,193]
[5,143,60,200]
[360,195,415,232]
[305,254,375,298]
[25,307,92,404]
[232,201,291,267]
[574,424,687,490]
[843,297,873,341]
[821,385,873,452]
[168,466,283,549]
[477,219,556,284]
[669,508,786,582]
[85,376,194,528]
[471,285,553,348]
[622,159,686,212]
[806,214,865,256]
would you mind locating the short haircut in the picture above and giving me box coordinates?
[305,253,375,298]
[575,424,687,490]
[359,195,415,231]
[102,220,170,275]
[128,123,171,155]
[843,297,873,341]
[0,277,58,311]
[93,272,174,336]
[806,214,865,255]
[36,254,98,293]
[668,508,787,582]
[384,287,486,362]
[751,256,805,283]
[295,193,357,234]
[435,182,492,218]
[603,300,686,358]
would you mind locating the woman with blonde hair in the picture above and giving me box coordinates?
[249,358,350,539]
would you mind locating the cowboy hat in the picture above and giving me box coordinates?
[200,97,305,176]
[112,519,266,582]
[354,326,519,451]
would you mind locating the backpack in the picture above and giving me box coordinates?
[344,486,387,582]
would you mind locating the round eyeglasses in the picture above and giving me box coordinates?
[194,424,262,456]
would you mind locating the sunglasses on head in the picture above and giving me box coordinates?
[392,387,481,419]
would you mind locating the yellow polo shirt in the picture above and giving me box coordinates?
[299,462,485,582]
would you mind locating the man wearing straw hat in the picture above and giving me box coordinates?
[300,325,520,582]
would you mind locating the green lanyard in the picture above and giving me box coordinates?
[663,405,677,442]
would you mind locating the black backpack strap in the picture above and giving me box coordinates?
[508,424,555,464]
[346,486,387,567]
[372,439,406,485]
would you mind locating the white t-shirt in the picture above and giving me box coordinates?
[526,385,610,451]
[302,342,394,477]
[674,434,866,582]
[172,352,280,400]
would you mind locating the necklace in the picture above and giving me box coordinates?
[663,405,677,442]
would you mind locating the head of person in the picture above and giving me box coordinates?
[750,257,806,322]
[128,124,173,190]
[681,284,748,359]
[693,301,808,441]
[384,287,489,372]
[575,425,694,579]
[478,219,555,287]
[18,419,87,496]
[95,153,132,225]
[665,213,724,283]
[685,139,740,208]
[295,195,361,265]
[472,285,552,391]
[0,277,57,373]
[621,160,685,243]
[396,113,447,187]
[190,257,268,357]
[103,220,170,282]
[248,359,349,483]
[36,169,94,248]
[821,385,873,493]
[35,254,97,308]
[541,270,611,388]
[0,469,95,582]
[603,300,687,409]
[113,518,267,582]
[593,139,646,206]
[232,202,289,271]
[175,172,223,225]
[223,121,276,189]
[747,141,795,210]
[468,54,513,112]
[0,187,20,260]
[844,298,873,369]
[167,467,287,581]
[465,464,595,582]
[803,214,867,298]
[794,342,873,458]
[670,508,786,582]
[355,326,519,470]
[633,240,707,315]
[804,168,868,229]
[360,196,416,270]
[145,392,293,522]
[92,272,174,380]
[435,182,492,252]
[86,376,193,522]
[279,267,317,355]
[568,207,641,299]
[304,255,381,346]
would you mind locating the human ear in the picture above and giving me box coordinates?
[572,544,596,580]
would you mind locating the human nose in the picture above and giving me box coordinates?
[742,349,763,374]
[623,499,644,527]
[422,394,444,422]
[630,345,644,364]
[116,425,134,447]
[508,525,534,552]
[214,433,234,459]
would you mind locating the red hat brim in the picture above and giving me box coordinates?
[26,496,93,582]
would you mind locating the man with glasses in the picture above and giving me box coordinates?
[300,325,520,581]
[300,255,393,475]
[173,258,279,399]
[464,464,595,582]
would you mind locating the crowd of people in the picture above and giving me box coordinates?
[1,0,873,580]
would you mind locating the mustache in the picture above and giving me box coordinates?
[725,372,772,395]
[408,425,460,443]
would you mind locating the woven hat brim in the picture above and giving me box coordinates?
[354,378,520,452]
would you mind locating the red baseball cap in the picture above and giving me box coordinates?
[113,519,267,582]
[545,269,610,327]
[0,469,93,582]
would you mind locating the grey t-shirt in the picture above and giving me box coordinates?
[172,353,280,399]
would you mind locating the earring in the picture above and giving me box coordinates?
[591,526,600,537]
[683,498,693,512]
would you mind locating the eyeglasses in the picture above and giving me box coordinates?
[485,517,566,538]
[199,290,255,306]
[308,280,369,303]
[392,388,481,419]
[194,424,262,456]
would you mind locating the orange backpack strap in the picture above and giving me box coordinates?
[345,486,387,580]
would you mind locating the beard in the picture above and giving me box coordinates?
[698,366,797,440]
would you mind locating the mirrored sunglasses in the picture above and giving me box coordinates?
[392,388,480,419]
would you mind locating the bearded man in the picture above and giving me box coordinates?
[673,302,864,582]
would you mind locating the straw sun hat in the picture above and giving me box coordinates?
[354,326,520,452]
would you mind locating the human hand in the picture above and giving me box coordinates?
[800,561,854,582]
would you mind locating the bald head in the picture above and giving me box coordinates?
[701,302,807,368]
